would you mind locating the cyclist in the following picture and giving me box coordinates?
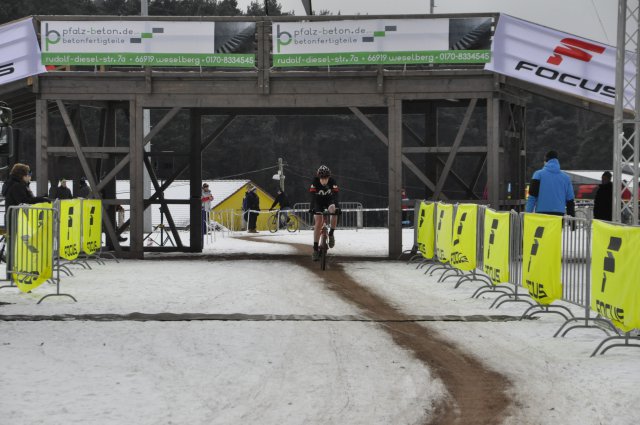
[269,189,291,228]
[309,165,339,261]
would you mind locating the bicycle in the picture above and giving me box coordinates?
[314,210,337,270]
[268,209,298,233]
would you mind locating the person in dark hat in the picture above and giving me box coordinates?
[525,150,575,217]
[269,188,291,228]
[242,184,260,233]
[593,171,613,221]
[75,176,91,198]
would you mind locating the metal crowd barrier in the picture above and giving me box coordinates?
[409,201,640,356]
[211,206,391,234]
[0,203,76,304]
[293,202,366,229]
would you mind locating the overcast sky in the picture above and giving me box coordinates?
[238,0,617,45]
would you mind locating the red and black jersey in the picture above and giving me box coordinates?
[309,176,339,211]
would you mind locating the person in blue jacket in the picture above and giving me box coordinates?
[525,150,575,217]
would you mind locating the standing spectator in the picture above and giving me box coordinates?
[525,150,575,217]
[242,185,260,233]
[2,162,50,218]
[55,179,72,200]
[48,181,57,199]
[114,205,127,242]
[269,188,290,228]
[1,163,50,276]
[201,183,214,236]
[593,171,613,221]
[75,176,90,198]
[116,205,125,228]
[401,188,410,225]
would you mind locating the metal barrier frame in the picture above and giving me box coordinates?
[408,202,640,356]
[1,204,76,304]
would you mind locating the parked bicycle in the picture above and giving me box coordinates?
[268,209,299,233]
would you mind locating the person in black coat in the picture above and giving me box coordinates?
[243,185,260,233]
[55,179,73,200]
[75,176,91,198]
[269,189,290,228]
[2,163,49,217]
[1,163,49,274]
[593,171,613,221]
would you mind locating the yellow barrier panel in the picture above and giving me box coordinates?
[450,204,477,271]
[591,220,640,332]
[483,209,510,285]
[12,203,53,293]
[82,199,102,255]
[522,213,563,305]
[435,203,453,263]
[416,202,435,259]
[59,199,82,260]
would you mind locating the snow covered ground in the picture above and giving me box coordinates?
[0,229,638,425]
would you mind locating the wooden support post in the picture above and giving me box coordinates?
[129,100,144,258]
[388,97,403,258]
[487,97,500,209]
[190,109,203,252]
[35,100,49,197]
[424,102,437,199]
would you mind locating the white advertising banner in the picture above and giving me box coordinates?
[272,18,492,67]
[0,18,47,86]
[486,14,634,107]
[41,21,255,68]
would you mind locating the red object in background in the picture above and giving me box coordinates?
[574,183,638,200]
[574,184,598,200]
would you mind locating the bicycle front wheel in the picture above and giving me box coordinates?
[320,247,327,270]
[286,215,299,233]
[268,214,278,233]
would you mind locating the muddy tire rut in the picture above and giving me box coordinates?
[237,238,512,425]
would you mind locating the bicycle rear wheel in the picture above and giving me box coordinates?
[268,214,278,233]
[286,215,299,233]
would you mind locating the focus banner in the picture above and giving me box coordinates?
[59,199,81,261]
[41,21,255,68]
[435,203,453,264]
[591,220,640,332]
[82,199,102,255]
[522,213,563,305]
[12,203,53,293]
[486,14,633,107]
[416,202,435,259]
[482,209,510,285]
[273,18,492,67]
[450,204,477,271]
[0,18,46,86]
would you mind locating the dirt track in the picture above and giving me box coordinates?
[158,238,512,423]
[230,238,512,425]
